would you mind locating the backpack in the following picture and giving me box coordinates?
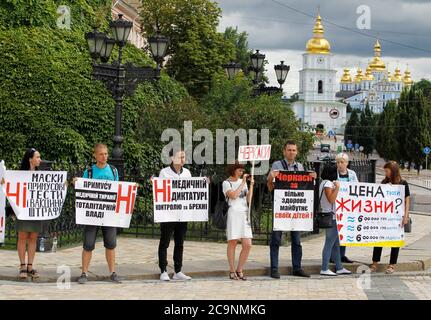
[213,180,232,230]
[86,164,118,181]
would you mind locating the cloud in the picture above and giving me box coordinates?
[216,0,431,95]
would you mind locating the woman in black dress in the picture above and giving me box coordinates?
[15,148,43,279]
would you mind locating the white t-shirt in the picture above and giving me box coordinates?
[159,165,192,179]
[319,180,335,214]
[222,179,248,213]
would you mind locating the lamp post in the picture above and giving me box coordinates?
[85,14,169,179]
[248,50,290,96]
[274,60,290,89]
[223,61,242,80]
[250,49,265,85]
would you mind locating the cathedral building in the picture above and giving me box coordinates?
[291,15,347,133]
[337,40,413,113]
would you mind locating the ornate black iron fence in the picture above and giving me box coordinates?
[2,159,376,249]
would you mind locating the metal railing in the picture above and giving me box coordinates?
[2,159,377,249]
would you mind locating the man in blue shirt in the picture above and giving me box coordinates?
[77,143,121,284]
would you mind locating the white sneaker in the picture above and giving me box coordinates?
[160,271,170,281]
[172,272,192,280]
[336,268,352,275]
[320,269,337,276]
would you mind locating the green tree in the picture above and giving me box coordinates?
[401,87,431,172]
[223,26,251,72]
[344,109,360,145]
[375,101,399,161]
[358,104,376,156]
[139,0,235,97]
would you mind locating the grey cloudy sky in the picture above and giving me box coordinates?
[216,0,431,95]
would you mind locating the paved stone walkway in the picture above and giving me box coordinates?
[0,214,430,282]
[1,273,431,300]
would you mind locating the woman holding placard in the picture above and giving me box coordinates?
[223,161,254,280]
[370,161,411,274]
[319,163,352,276]
[15,148,42,279]
[331,153,358,264]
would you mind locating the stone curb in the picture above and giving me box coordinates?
[1,258,430,284]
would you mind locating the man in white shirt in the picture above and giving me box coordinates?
[158,149,192,281]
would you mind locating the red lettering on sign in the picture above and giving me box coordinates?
[6,182,20,207]
[154,179,171,203]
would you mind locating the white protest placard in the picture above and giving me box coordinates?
[336,182,405,247]
[273,171,314,231]
[0,161,5,243]
[153,177,209,223]
[237,145,272,162]
[2,170,68,220]
[75,178,138,228]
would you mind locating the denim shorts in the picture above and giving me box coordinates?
[83,225,117,251]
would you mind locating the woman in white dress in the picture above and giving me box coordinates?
[222,161,254,280]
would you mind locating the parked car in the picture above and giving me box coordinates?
[320,144,330,153]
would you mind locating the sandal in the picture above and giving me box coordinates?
[236,271,247,281]
[385,264,395,274]
[27,264,39,279]
[19,264,27,279]
[369,262,378,273]
[229,272,238,280]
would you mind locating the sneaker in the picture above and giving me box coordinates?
[172,272,192,281]
[320,269,337,276]
[336,268,352,275]
[270,270,280,279]
[292,269,310,278]
[78,272,88,284]
[109,272,122,283]
[160,271,170,281]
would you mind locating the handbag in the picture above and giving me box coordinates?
[213,181,232,230]
[316,181,335,229]
[404,217,412,233]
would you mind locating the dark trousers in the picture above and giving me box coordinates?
[331,245,347,260]
[158,222,188,273]
[269,231,302,272]
[373,247,400,265]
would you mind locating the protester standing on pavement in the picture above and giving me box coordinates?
[3,148,43,279]
[158,149,192,281]
[319,163,352,276]
[77,143,121,284]
[370,161,411,274]
[330,153,358,264]
[223,161,254,280]
[267,141,317,279]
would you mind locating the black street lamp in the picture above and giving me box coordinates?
[223,61,242,80]
[248,50,290,96]
[148,30,169,70]
[85,14,169,179]
[274,60,290,89]
[249,49,265,84]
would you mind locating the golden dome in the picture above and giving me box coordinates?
[306,14,331,54]
[403,67,413,85]
[391,67,402,82]
[368,40,386,71]
[354,68,363,83]
[340,68,352,83]
[364,66,374,81]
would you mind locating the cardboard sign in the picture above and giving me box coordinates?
[273,171,314,231]
[75,178,138,228]
[2,170,68,220]
[238,145,271,162]
[336,182,405,247]
[153,177,209,222]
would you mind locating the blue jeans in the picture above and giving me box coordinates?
[270,231,302,272]
[321,224,343,271]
